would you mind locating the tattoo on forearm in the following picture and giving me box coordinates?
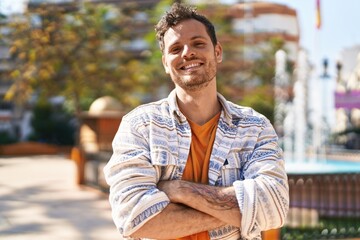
[180,182,238,210]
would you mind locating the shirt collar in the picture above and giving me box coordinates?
[168,89,185,121]
[167,89,237,125]
[217,92,238,126]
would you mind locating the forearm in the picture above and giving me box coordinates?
[159,180,242,227]
[131,203,226,239]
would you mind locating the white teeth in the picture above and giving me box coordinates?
[183,63,200,70]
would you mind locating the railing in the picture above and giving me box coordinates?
[283,173,360,239]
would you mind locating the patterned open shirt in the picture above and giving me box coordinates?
[104,90,289,240]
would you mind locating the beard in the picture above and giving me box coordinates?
[170,56,217,91]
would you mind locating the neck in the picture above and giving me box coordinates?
[175,81,221,125]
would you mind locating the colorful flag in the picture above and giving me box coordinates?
[316,0,321,29]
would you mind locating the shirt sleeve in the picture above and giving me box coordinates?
[233,118,289,239]
[103,116,170,237]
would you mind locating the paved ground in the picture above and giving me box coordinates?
[0,154,120,240]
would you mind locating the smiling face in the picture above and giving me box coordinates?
[162,19,223,91]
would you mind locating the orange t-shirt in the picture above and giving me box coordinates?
[177,112,221,240]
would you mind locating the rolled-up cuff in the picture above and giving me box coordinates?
[233,180,260,239]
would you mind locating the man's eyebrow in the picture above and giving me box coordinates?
[191,35,207,41]
[168,36,207,47]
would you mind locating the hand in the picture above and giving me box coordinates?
[158,180,241,227]
[157,180,180,202]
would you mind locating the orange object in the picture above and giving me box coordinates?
[262,228,280,240]
[71,146,85,185]
[177,112,221,240]
[316,0,321,29]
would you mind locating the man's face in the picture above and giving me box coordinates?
[162,19,222,91]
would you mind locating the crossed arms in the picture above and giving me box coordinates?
[104,115,289,239]
[132,180,242,239]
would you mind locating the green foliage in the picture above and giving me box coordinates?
[334,127,360,149]
[239,85,275,123]
[224,37,292,122]
[250,37,288,85]
[0,131,17,145]
[28,101,75,146]
[336,127,360,135]
[3,1,293,124]
[4,3,155,115]
[140,0,175,100]
[190,5,293,124]
[282,217,360,239]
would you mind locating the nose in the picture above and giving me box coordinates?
[182,45,195,59]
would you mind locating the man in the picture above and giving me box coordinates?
[104,3,289,240]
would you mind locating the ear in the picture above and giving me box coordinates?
[162,55,170,74]
[215,42,223,63]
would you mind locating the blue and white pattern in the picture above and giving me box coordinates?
[104,90,289,240]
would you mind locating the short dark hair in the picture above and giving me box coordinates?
[155,2,218,52]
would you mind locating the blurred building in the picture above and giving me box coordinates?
[209,1,300,116]
[338,45,360,89]
[228,1,300,62]
[334,45,360,149]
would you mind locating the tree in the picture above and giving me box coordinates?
[249,37,290,85]
[4,3,151,117]
[2,2,169,144]
[189,4,293,123]
[239,37,294,123]
[210,33,293,122]
[138,0,174,101]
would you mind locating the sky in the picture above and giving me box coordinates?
[2,0,360,74]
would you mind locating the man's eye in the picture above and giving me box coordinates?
[170,47,181,53]
[195,42,205,47]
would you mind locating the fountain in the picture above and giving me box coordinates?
[292,50,307,163]
[274,50,360,239]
